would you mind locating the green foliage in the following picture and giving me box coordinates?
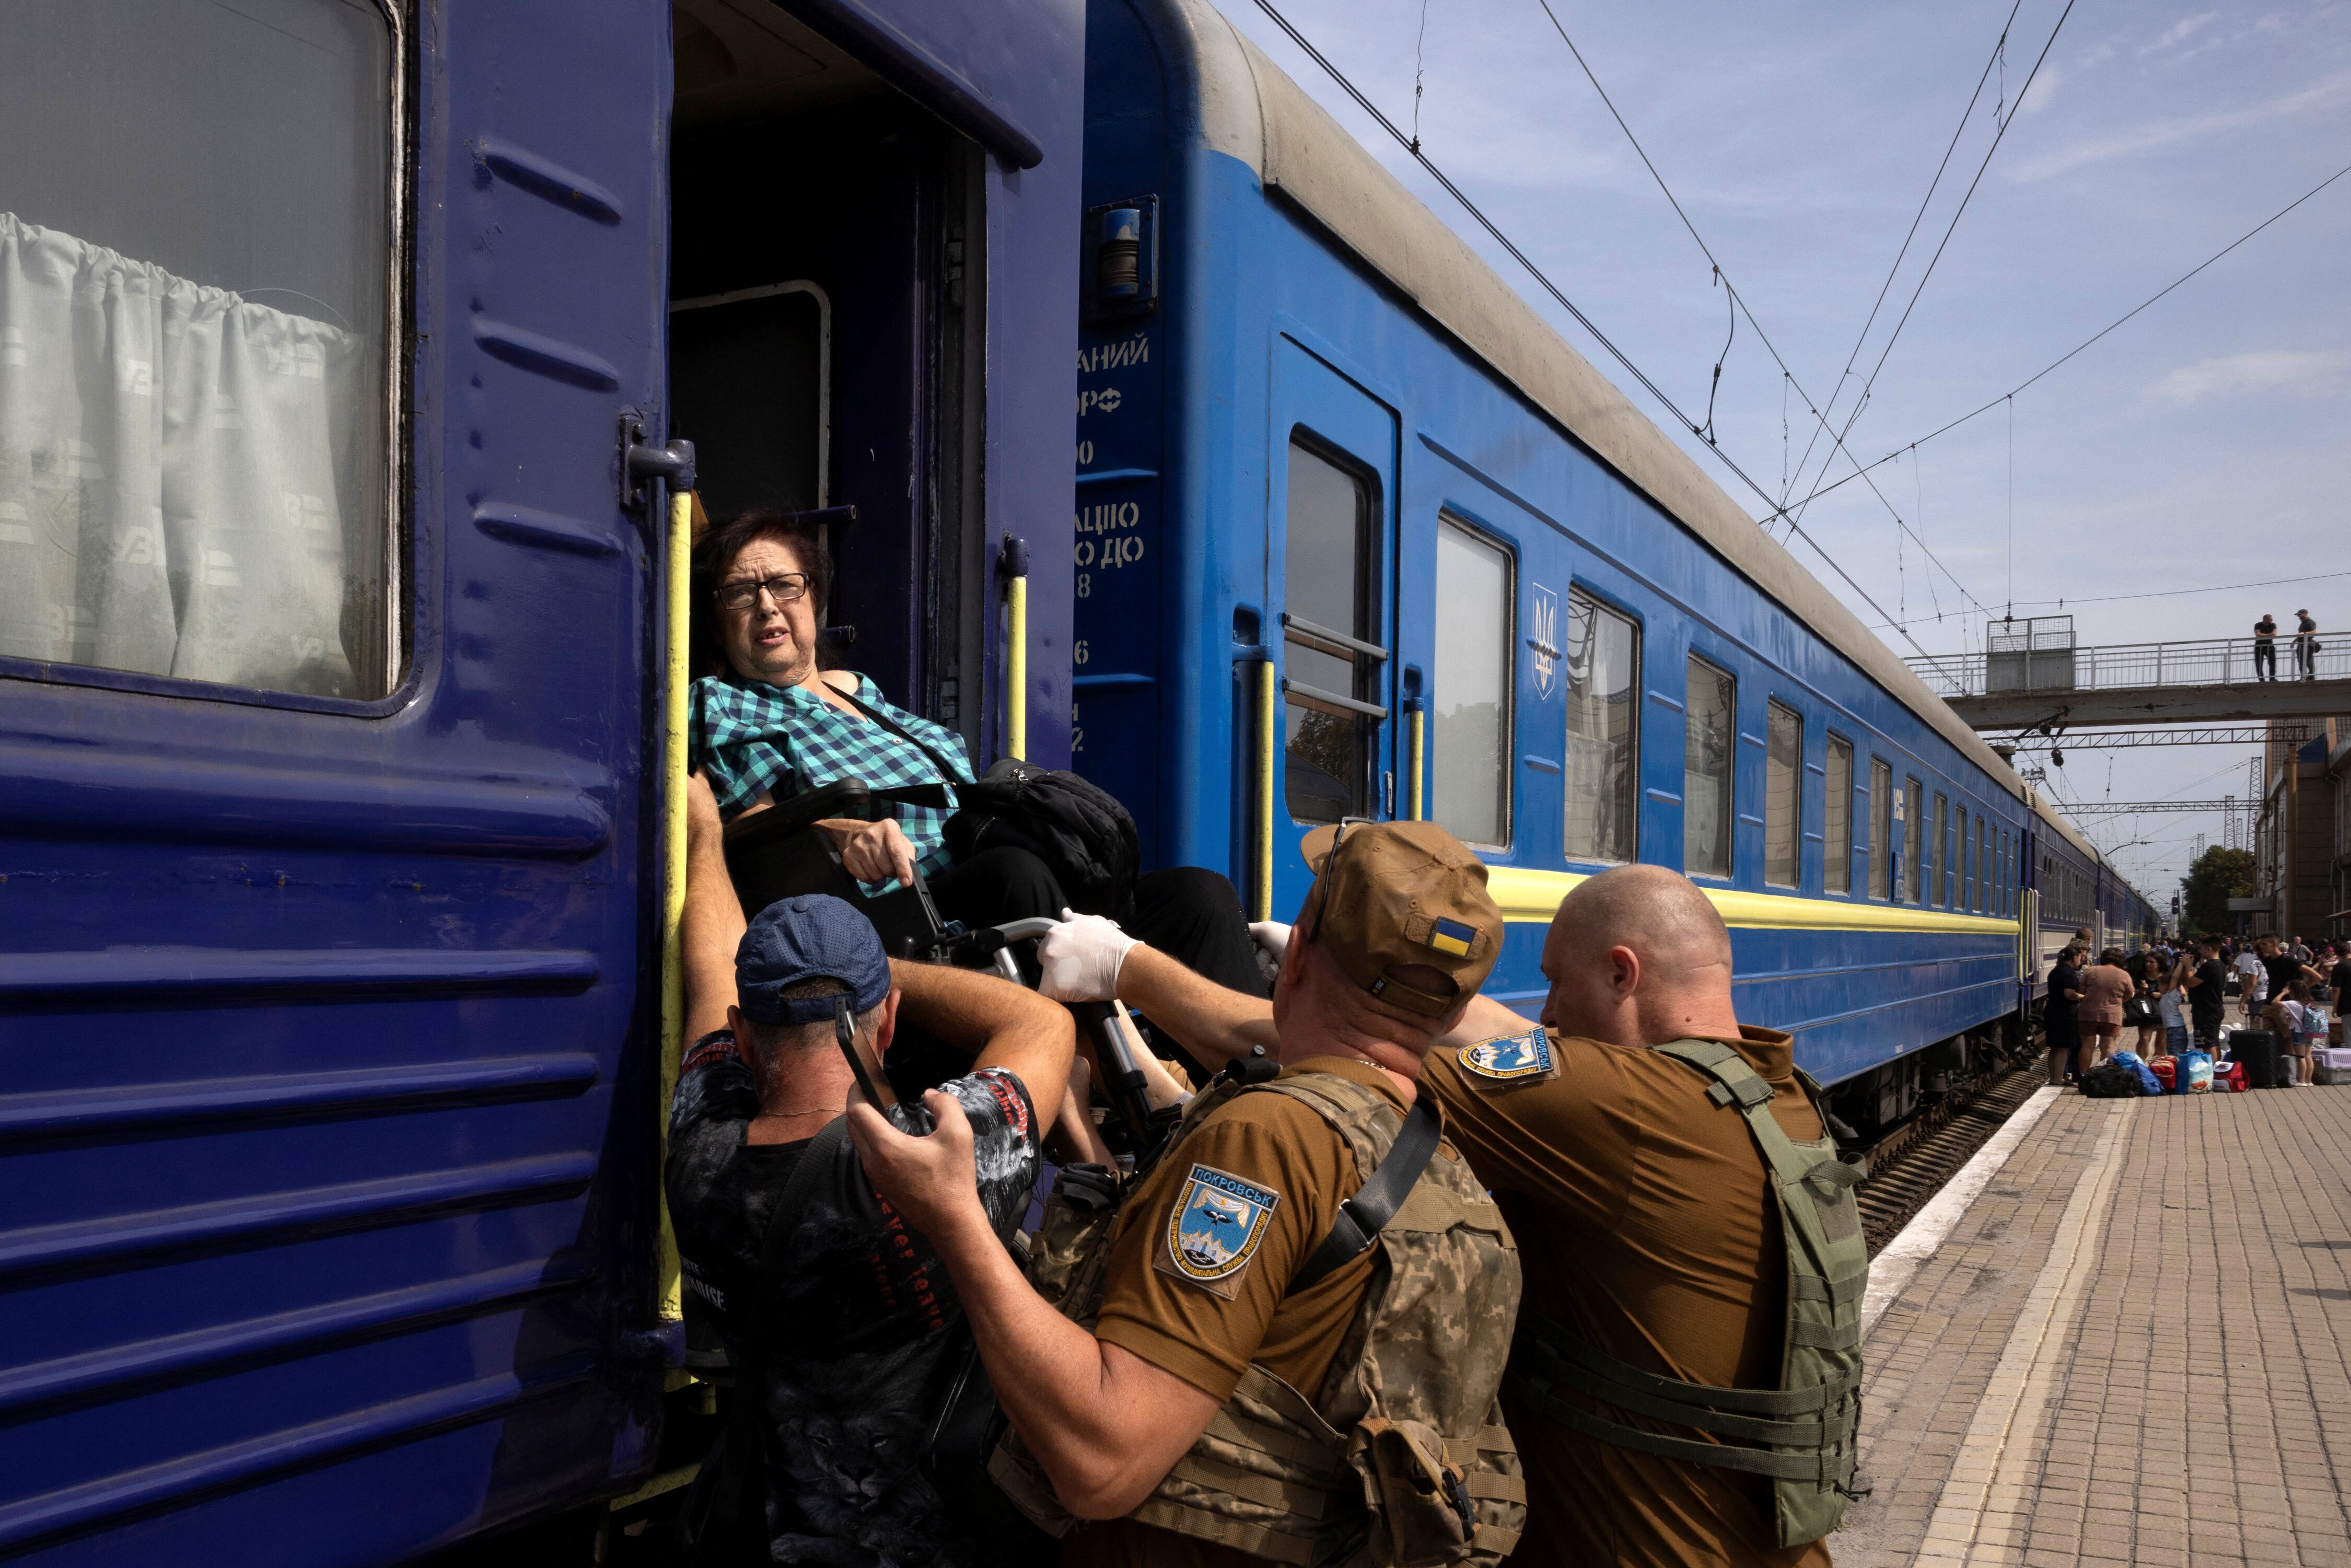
[2179,846,2256,936]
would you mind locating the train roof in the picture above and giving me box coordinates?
[1157,0,2046,806]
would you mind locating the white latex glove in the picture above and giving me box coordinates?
[1249,921,1294,964]
[1036,908,1138,1003]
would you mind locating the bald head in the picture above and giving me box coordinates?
[1539,865,1740,1049]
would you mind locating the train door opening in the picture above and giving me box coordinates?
[1260,342,1397,917]
[668,0,992,748]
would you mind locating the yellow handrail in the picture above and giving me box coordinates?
[1407,707,1424,821]
[654,487,691,1341]
[1255,659,1276,921]
[1006,572,1028,760]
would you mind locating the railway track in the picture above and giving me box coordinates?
[1855,1065,2045,1256]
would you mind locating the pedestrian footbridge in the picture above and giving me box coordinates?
[1906,625,2351,729]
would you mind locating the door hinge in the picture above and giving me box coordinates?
[620,413,696,513]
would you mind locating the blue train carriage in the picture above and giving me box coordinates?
[0,0,1081,1560]
[1073,0,2056,1134]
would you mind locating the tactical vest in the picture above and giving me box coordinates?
[1506,1037,1868,1549]
[991,1067,1527,1567]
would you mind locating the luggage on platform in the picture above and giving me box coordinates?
[2079,1062,2146,1098]
[2214,1058,2247,1093]
[2230,1030,2282,1089]
[2177,1051,2214,1093]
[2148,1056,2175,1093]
[2313,1047,2351,1087]
[2110,1050,2164,1097]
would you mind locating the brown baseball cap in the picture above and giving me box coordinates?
[1297,820,1504,1018]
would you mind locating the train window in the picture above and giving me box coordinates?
[1563,588,1637,864]
[2002,830,2012,915]
[1431,516,1512,846]
[1765,701,1801,888]
[1282,438,1382,824]
[1824,735,1853,894]
[1930,794,1948,906]
[1904,779,1923,902]
[0,0,399,700]
[1683,655,1735,878]
[1977,817,1990,912]
[1871,758,1893,899]
[1947,808,1965,907]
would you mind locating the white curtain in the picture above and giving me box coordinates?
[0,212,374,696]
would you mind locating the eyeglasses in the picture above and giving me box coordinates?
[716,573,811,611]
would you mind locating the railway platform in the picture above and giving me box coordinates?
[1840,1084,2351,1568]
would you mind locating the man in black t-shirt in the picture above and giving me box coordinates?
[2185,936,2230,1054]
[666,779,1075,1566]
[2254,614,2279,681]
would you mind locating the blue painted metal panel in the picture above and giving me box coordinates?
[1085,0,2042,1087]
[0,3,674,1561]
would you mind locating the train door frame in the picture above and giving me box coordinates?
[1256,335,1400,919]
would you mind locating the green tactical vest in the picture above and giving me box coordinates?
[1506,1038,1869,1549]
[991,1067,1528,1567]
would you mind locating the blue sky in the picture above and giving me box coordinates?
[1218,0,2351,912]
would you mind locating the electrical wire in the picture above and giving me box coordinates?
[1867,569,2351,630]
[1784,0,2076,535]
[1777,0,2023,513]
[1243,0,1947,658]
[1524,0,2001,622]
[1790,157,2351,518]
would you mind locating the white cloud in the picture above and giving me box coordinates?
[2146,349,2350,403]
[2011,63,2063,119]
[2007,66,2351,179]
[2141,11,2218,53]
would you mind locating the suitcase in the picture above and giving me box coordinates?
[2313,1047,2351,1087]
[2231,1030,2282,1089]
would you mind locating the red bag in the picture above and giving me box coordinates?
[2149,1058,2176,1093]
[2215,1059,2248,1093]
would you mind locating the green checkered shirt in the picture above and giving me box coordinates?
[691,673,975,879]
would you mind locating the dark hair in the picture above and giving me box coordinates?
[695,507,834,677]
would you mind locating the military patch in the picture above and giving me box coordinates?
[1458,1028,1559,1091]
[1155,1163,1281,1299]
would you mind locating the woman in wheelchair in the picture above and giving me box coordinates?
[692,506,1268,1002]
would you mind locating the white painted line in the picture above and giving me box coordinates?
[1912,1101,2134,1565]
[1863,1084,2064,1339]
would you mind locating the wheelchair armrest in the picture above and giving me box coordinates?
[721,779,878,850]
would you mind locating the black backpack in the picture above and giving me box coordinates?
[945,759,1140,921]
[2078,1062,2146,1099]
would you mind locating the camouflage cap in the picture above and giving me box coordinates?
[1298,820,1503,1018]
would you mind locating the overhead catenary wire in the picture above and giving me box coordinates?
[1783,0,2076,537]
[1791,157,2351,519]
[1776,0,2024,516]
[1525,0,2003,623]
[1242,0,1946,659]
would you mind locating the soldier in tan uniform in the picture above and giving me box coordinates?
[848,822,1526,1567]
[1047,862,1861,1567]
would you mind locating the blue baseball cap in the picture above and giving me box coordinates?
[735,895,891,1025]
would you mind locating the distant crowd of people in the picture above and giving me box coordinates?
[2042,928,2345,1088]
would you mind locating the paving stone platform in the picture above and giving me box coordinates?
[1837,1085,2351,1568]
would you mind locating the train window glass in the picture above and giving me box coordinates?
[1956,807,1970,909]
[1871,758,1893,899]
[2003,830,2012,914]
[1282,438,1379,824]
[1977,817,1990,912]
[1930,794,1948,905]
[0,0,399,700]
[1683,655,1734,878]
[1904,780,1922,902]
[1824,735,1853,894]
[1765,701,1801,888]
[1563,589,1637,864]
[1431,517,1511,846]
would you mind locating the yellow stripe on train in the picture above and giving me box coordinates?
[1481,866,2023,937]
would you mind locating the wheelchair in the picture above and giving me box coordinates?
[684,779,1181,1383]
